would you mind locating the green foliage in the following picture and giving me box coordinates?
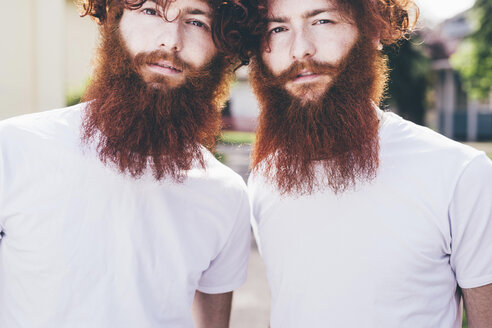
[214,151,226,163]
[218,130,256,144]
[66,93,82,107]
[463,309,468,328]
[452,0,492,99]
[383,36,431,125]
[66,79,88,107]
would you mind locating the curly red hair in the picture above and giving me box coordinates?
[338,0,419,45]
[76,0,254,65]
[239,0,419,58]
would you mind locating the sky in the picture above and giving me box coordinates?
[415,0,476,23]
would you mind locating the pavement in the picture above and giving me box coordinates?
[230,242,271,328]
[216,143,271,328]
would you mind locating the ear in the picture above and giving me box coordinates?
[375,39,383,50]
[90,15,104,25]
[372,34,383,50]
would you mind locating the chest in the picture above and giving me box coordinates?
[0,147,226,294]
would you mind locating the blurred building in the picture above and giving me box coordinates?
[227,67,259,132]
[0,1,259,130]
[5,3,490,140]
[425,9,492,141]
[0,0,97,120]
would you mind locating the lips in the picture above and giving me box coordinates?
[296,70,315,78]
[293,69,320,82]
[155,62,181,72]
[147,60,183,75]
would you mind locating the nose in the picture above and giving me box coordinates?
[290,28,316,60]
[156,21,182,52]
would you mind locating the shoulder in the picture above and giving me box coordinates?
[188,149,248,198]
[379,110,482,167]
[247,166,280,212]
[455,152,492,190]
[0,104,85,143]
[247,168,267,195]
[182,150,250,230]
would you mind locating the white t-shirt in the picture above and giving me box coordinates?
[0,104,251,328]
[248,110,492,328]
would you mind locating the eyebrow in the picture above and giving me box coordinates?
[144,0,212,19]
[267,8,337,23]
[181,7,212,19]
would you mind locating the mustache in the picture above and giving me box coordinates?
[272,59,340,85]
[134,50,191,72]
[133,50,212,83]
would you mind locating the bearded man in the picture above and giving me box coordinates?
[246,0,492,326]
[0,0,252,327]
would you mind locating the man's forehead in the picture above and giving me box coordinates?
[266,0,340,19]
[146,0,212,14]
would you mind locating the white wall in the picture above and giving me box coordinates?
[0,0,98,120]
[35,0,66,113]
[65,1,98,101]
[0,1,37,119]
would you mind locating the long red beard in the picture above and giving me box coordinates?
[81,14,234,182]
[250,37,388,195]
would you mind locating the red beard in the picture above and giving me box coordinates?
[81,13,233,182]
[250,37,388,195]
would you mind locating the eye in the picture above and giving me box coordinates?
[188,20,208,29]
[314,19,335,25]
[142,8,159,16]
[269,26,287,34]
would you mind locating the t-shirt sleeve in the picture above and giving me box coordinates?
[450,153,492,289]
[197,190,251,294]
[247,173,262,254]
[0,145,4,240]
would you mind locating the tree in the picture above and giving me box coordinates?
[383,35,431,125]
[453,0,492,99]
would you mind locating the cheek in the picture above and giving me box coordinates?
[335,28,359,57]
[261,47,287,76]
[316,34,357,63]
[182,35,217,67]
[121,32,141,57]
[339,33,358,54]
[119,19,144,56]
